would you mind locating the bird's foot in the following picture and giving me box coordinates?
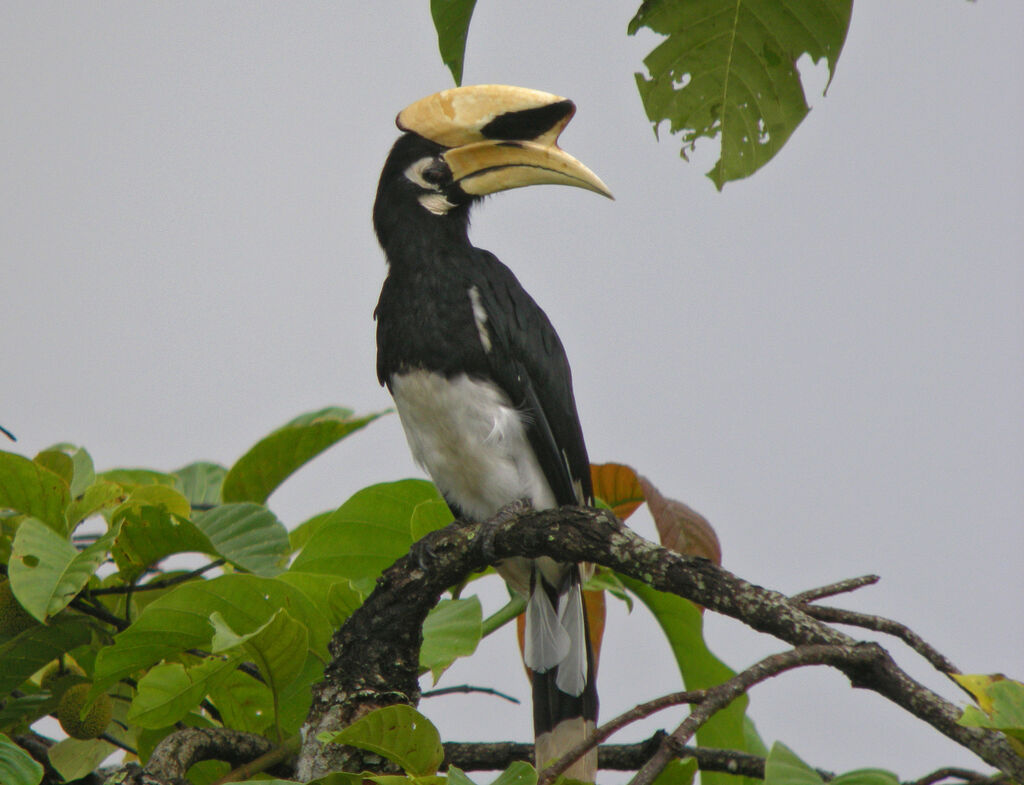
[477,497,533,563]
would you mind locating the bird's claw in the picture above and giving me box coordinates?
[477,497,532,563]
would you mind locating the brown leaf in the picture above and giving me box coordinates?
[639,475,722,565]
[590,463,645,521]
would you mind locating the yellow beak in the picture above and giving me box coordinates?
[396,84,612,200]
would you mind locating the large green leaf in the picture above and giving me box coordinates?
[278,571,364,628]
[211,609,310,696]
[320,704,444,777]
[420,596,482,682]
[128,657,239,729]
[0,617,92,694]
[174,461,228,507]
[0,734,43,785]
[629,0,853,189]
[112,496,214,581]
[65,481,125,530]
[47,737,117,782]
[207,668,275,735]
[93,574,331,693]
[193,503,289,576]
[291,480,441,582]
[9,517,120,621]
[42,444,96,499]
[222,407,385,504]
[0,451,69,532]
[491,761,538,785]
[624,577,764,785]
[764,742,822,785]
[430,0,477,85]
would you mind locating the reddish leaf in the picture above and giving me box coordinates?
[590,463,644,521]
[639,476,721,565]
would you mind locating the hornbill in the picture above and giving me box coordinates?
[373,85,611,781]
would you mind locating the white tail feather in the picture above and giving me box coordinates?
[524,584,570,672]
[555,580,587,696]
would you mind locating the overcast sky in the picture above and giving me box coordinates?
[3,2,1023,781]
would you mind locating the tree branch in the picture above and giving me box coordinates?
[294,507,1023,780]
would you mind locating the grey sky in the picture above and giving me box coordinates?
[3,2,1022,779]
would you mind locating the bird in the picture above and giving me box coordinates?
[372,84,612,781]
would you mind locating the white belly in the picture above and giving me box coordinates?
[390,370,557,522]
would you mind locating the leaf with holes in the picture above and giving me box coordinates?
[629,0,853,189]
[9,517,120,622]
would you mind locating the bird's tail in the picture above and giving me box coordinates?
[525,563,599,782]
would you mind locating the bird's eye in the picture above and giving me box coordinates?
[421,160,450,185]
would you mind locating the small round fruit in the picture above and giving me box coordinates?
[0,579,36,635]
[57,683,112,740]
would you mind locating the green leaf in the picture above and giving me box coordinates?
[174,461,228,506]
[291,480,441,582]
[112,503,214,582]
[446,765,478,785]
[624,577,764,785]
[47,737,116,781]
[223,407,385,504]
[320,704,444,777]
[128,657,239,729]
[289,510,334,554]
[410,498,454,542]
[278,571,364,627]
[210,608,310,694]
[628,0,853,189]
[420,597,482,682]
[958,678,1024,743]
[43,444,96,499]
[764,742,822,785]
[0,617,92,694]
[830,770,900,785]
[96,467,177,490]
[193,503,289,576]
[0,733,44,785]
[208,668,275,735]
[32,451,73,488]
[0,450,69,532]
[93,574,331,693]
[651,757,698,785]
[0,693,54,734]
[430,0,477,85]
[65,481,125,529]
[490,761,537,785]
[9,517,120,621]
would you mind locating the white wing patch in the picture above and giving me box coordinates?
[468,285,492,353]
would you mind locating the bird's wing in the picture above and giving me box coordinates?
[473,250,593,507]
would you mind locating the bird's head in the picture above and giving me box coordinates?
[373,85,611,246]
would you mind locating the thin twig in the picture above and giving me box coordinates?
[627,643,883,785]
[69,597,129,631]
[421,684,520,704]
[0,424,16,442]
[791,574,880,604]
[90,559,226,595]
[538,688,705,784]
[908,766,1013,785]
[802,605,959,675]
[99,732,137,756]
[211,735,299,785]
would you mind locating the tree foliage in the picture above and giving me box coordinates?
[0,410,1021,784]
[428,0,853,188]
